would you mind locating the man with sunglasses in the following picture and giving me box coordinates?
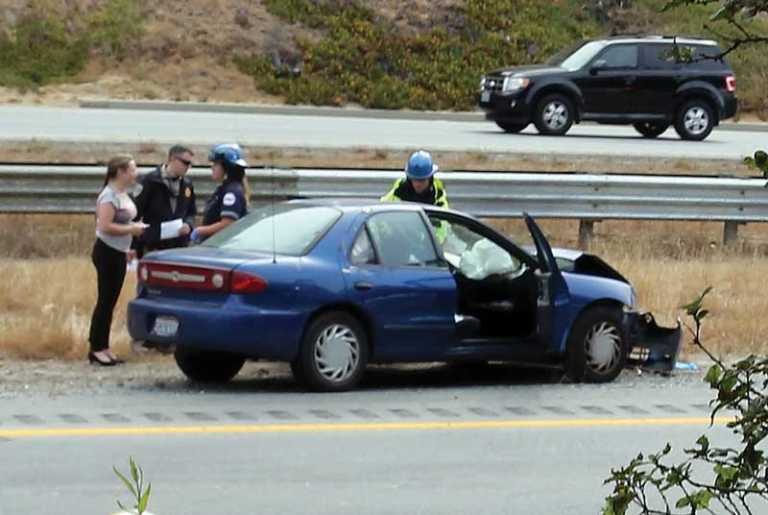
[132,144,197,258]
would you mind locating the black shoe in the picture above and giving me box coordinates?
[88,352,116,367]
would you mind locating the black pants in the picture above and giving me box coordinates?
[88,239,127,352]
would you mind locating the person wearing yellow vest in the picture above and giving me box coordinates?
[381,150,449,208]
[382,150,449,242]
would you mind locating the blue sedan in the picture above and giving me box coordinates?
[128,199,680,391]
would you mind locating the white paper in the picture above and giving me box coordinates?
[160,218,184,240]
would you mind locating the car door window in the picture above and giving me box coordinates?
[595,44,638,69]
[350,228,377,265]
[427,215,524,280]
[366,211,439,267]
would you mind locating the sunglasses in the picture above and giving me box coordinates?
[175,156,193,167]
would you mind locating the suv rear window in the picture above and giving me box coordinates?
[642,43,727,70]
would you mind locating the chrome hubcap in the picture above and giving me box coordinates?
[684,107,709,135]
[543,101,569,130]
[314,324,360,383]
[584,322,621,374]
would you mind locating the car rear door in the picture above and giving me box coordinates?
[574,43,639,117]
[524,214,571,352]
[343,210,458,361]
[634,43,679,117]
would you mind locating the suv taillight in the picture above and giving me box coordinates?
[725,75,736,93]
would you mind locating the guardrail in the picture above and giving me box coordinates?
[2,164,766,245]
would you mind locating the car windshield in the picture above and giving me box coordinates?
[202,204,342,256]
[548,40,607,71]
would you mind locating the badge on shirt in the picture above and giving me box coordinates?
[222,192,236,206]
[185,187,191,198]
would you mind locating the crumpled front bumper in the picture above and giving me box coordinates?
[625,312,683,373]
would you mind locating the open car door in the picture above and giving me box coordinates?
[524,214,572,352]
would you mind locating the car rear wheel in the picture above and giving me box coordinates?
[292,311,369,392]
[174,347,245,383]
[633,122,669,138]
[533,94,574,136]
[565,306,628,383]
[674,99,715,141]
[495,121,529,133]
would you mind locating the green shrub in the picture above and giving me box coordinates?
[0,0,145,90]
[239,0,598,110]
[87,0,146,59]
[0,12,89,89]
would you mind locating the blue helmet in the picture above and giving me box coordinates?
[405,150,437,180]
[208,143,248,168]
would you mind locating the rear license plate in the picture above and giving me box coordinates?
[481,90,491,103]
[151,316,178,338]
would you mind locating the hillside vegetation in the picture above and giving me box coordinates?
[0,0,765,116]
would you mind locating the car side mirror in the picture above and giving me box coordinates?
[589,59,607,75]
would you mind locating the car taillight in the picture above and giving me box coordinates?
[726,75,736,93]
[139,261,230,292]
[230,271,268,294]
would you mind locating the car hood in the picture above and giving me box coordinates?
[487,65,564,78]
[524,246,630,284]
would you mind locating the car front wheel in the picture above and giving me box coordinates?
[495,120,529,133]
[633,122,669,138]
[174,347,245,383]
[674,100,715,141]
[565,306,628,383]
[292,311,369,392]
[533,94,574,136]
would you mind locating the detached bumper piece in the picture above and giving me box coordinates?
[626,312,682,374]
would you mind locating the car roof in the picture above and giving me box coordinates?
[598,35,719,46]
[285,197,430,213]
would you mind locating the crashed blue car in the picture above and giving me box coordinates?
[127,199,681,392]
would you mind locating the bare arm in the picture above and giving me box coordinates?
[195,218,235,238]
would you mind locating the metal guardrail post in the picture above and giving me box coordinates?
[723,221,743,245]
[578,220,596,250]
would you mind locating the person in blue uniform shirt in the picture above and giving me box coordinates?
[190,144,249,242]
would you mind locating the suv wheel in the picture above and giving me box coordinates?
[533,94,574,136]
[495,120,528,133]
[674,100,715,141]
[633,122,669,138]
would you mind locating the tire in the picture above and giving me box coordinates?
[292,311,369,392]
[174,346,245,383]
[633,122,669,138]
[495,120,529,133]
[674,99,715,141]
[533,94,574,136]
[565,306,628,383]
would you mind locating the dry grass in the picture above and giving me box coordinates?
[0,257,136,360]
[0,141,751,176]
[2,215,768,360]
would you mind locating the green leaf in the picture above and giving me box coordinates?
[113,466,138,498]
[130,457,140,484]
[138,482,152,514]
[676,496,691,508]
[704,365,721,385]
[693,489,713,508]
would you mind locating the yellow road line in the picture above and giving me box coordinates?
[0,416,732,439]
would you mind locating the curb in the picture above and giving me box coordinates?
[79,99,484,123]
[79,99,768,132]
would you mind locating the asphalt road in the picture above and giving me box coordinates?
[1,105,764,160]
[0,366,737,515]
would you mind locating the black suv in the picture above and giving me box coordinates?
[478,36,738,141]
